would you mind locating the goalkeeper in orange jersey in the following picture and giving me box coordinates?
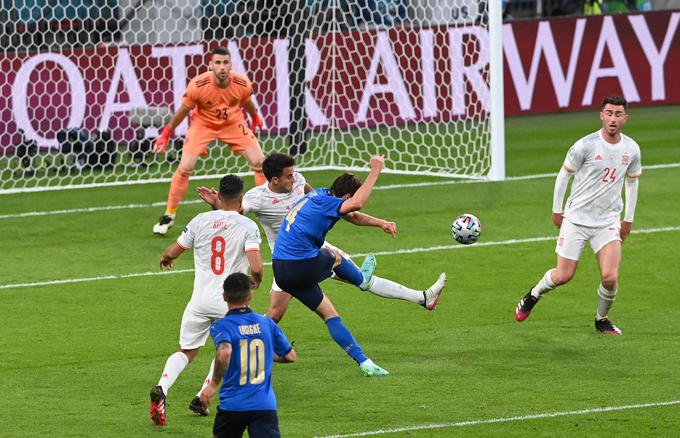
[152,46,266,235]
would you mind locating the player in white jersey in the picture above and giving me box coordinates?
[198,152,446,323]
[149,174,263,427]
[514,95,641,335]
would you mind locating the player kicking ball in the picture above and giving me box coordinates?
[271,155,445,376]
[515,95,641,335]
[197,152,447,326]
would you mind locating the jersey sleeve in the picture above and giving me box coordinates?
[627,147,642,177]
[181,79,199,109]
[271,321,293,356]
[564,140,585,171]
[176,216,198,249]
[210,322,232,346]
[244,220,262,252]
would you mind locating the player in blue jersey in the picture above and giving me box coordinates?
[199,272,296,438]
[272,156,445,377]
[197,152,447,324]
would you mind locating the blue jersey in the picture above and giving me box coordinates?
[273,188,345,260]
[210,308,293,412]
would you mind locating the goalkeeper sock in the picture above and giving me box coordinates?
[196,359,215,396]
[365,276,422,304]
[167,168,191,213]
[158,351,189,395]
[325,316,368,365]
[530,269,557,298]
[332,257,366,288]
[596,283,617,320]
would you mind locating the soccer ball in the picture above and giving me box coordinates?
[451,213,482,245]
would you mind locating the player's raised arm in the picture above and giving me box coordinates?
[197,186,220,210]
[153,104,193,153]
[159,242,186,269]
[343,212,397,238]
[339,156,384,214]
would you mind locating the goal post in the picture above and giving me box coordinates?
[0,0,505,194]
[488,0,506,181]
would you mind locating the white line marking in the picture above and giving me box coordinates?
[1,226,678,290]
[1,163,678,220]
[0,200,204,219]
[314,400,680,438]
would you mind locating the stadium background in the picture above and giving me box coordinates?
[1,1,679,436]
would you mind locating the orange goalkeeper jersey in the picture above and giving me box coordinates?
[182,71,253,129]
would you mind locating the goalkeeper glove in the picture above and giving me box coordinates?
[250,112,263,134]
[153,125,173,153]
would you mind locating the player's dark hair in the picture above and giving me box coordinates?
[211,47,230,57]
[219,174,244,201]
[330,173,362,198]
[601,95,627,111]
[262,152,295,181]
[223,273,251,304]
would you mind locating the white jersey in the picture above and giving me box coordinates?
[177,210,261,317]
[242,172,307,250]
[563,130,642,228]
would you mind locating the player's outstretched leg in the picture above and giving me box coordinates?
[359,359,390,377]
[333,256,372,289]
[516,269,559,321]
[150,385,167,426]
[595,318,622,335]
[515,289,540,322]
[359,254,377,289]
[422,272,447,311]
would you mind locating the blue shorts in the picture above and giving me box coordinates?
[213,409,279,438]
[272,248,335,311]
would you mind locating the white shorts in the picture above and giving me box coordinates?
[555,218,621,261]
[271,277,283,293]
[322,241,350,259]
[179,306,223,349]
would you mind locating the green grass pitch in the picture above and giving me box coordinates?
[1,105,679,436]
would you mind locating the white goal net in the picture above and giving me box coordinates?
[0,0,504,193]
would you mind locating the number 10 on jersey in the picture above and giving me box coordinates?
[239,338,265,385]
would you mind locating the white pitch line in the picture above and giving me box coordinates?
[314,400,680,438]
[1,163,678,221]
[1,226,678,291]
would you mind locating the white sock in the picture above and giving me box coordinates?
[596,283,617,321]
[530,269,557,298]
[196,359,215,397]
[365,276,423,304]
[158,351,189,395]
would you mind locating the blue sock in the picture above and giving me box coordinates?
[325,316,368,365]
[333,257,365,287]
